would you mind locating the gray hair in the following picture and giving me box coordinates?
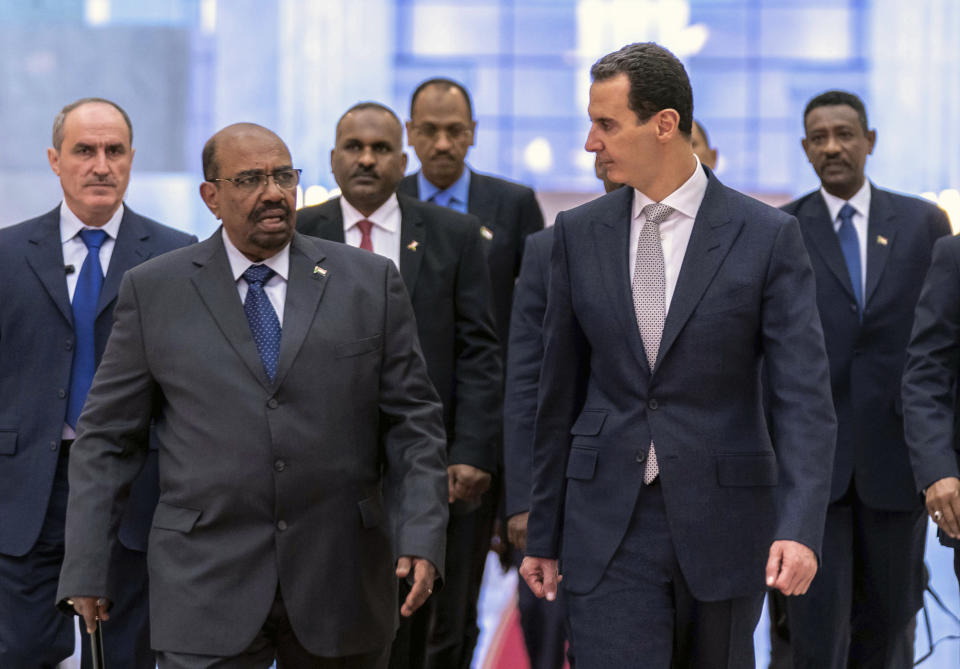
[52,97,133,150]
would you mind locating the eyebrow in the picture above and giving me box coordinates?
[234,165,293,177]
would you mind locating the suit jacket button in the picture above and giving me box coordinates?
[274,459,285,472]
[647,398,659,410]
[850,303,858,313]
[267,398,279,409]
[50,441,58,451]
[57,389,66,399]
[636,450,647,464]
[277,520,288,531]
[65,339,73,351]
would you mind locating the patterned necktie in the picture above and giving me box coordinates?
[66,228,108,428]
[837,203,862,316]
[242,265,282,382]
[632,202,673,485]
[356,219,374,252]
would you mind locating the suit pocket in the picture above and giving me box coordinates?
[152,502,202,533]
[566,447,598,481]
[696,284,754,318]
[716,453,778,487]
[358,496,385,529]
[0,430,16,455]
[570,410,607,436]
[335,334,382,358]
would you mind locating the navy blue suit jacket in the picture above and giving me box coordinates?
[0,206,195,556]
[782,186,950,511]
[504,227,553,518]
[903,234,960,505]
[526,170,837,601]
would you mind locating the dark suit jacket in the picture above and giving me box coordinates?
[903,234,960,503]
[783,187,950,511]
[296,195,502,473]
[57,231,449,657]
[0,206,195,557]
[525,169,837,601]
[503,228,553,518]
[399,170,544,353]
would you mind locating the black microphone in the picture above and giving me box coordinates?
[65,265,75,275]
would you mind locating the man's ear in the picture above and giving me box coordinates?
[469,119,477,147]
[655,109,681,141]
[199,181,221,219]
[866,128,877,155]
[401,151,408,173]
[405,120,415,147]
[47,148,61,176]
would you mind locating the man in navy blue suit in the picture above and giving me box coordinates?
[780,90,951,669]
[0,98,195,668]
[519,43,837,668]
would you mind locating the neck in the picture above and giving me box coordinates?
[823,178,866,202]
[633,151,698,203]
[425,165,465,191]
[66,200,119,228]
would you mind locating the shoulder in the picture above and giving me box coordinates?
[873,185,947,218]
[525,226,554,254]
[296,199,339,230]
[471,170,536,201]
[0,207,59,243]
[780,191,821,217]
[398,173,418,195]
[125,208,196,248]
[400,193,481,237]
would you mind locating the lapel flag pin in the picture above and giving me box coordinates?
[480,226,494,241]
[407,240,419,252]
[876,235,888,246]
[313,265,327,277]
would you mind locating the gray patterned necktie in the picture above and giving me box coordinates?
[632,202,674,485]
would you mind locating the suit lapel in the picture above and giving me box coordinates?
[864,186,897,308]
[397,198,425,293]
[593,188,651,374]
[98,208,152,318]
[798,193,857,302]
[657,175,743,367]
[25,207,73,326]
[309,202,347,243]
[190,233,274,391]
[273,233,329,388]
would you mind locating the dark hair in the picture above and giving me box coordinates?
[336,101,403,137]
[590,42,693,135]
[692,119,710,146]
[803,90,869,133]
[410,78,474,120]
[52,97,133,150]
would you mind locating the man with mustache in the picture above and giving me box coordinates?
[56,122,449,667]
[297,102,502,669]
[780,90,951,669]
[0,97,195,668]
[399,76,544,669]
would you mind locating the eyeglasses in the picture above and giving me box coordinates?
[410,124,472,141]
[211,168,302,192]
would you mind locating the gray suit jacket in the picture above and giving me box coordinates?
[57,231,449,657]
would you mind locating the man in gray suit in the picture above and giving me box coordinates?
[57,123,449,668]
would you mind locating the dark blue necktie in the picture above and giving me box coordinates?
[66,229,108,428]
[837,203,863,315]
[243,265,281,382]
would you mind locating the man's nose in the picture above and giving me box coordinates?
[359,147,376,166]
[92,149,110,173]
[434,130,453,152]
[585,127,601,153]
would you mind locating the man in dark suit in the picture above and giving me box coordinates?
[902,235,960,592]
[296,102,502,669]
[519,42,837,668]
[56,122,449,668]
[780,90,951,669]
[0,97,195,668]
[399,76,544,669]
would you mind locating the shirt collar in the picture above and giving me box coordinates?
[820,179,872,224]
[339,193,400,233]
[221,227,290,282]
[59,201,124,244]
[632,155,708,221]
[418,166,471,207]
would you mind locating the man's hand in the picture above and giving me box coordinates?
[519,556,561,601]
[926,476,960,539]
[70,596,110,634]
[396,556,437,617]
[765,540,817,595]
[507,512,528,552]
[447,464,491,504]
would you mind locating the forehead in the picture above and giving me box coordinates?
[338,109,402,144]
[412,85,470,121]
[804,104,862,133]
[588,74,631,118]
[217,130,291,173]
[62,102,130,144]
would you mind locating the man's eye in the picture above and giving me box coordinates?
[236,175,260,188]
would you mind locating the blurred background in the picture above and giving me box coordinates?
[4,1,956,667]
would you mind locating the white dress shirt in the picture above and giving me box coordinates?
[820,180,872,298]
[60,201,123,302]
[340,194,402,269]
[629,156,709,312]
[221,228,289,326]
